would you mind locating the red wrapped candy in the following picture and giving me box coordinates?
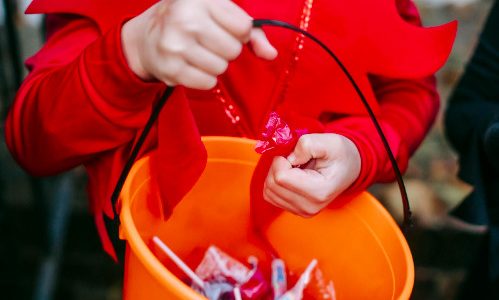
[255,112,307,156]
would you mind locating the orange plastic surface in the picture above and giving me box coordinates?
[119,136,414,299]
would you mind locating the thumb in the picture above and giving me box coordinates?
[249,28,278,60]
[287,135,315,167]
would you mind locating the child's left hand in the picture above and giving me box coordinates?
[263,133,361,217]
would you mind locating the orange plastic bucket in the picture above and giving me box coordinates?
[119,136,414,299]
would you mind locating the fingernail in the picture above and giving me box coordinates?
[287,154,296,165]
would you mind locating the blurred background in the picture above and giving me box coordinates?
[0,0,495,299]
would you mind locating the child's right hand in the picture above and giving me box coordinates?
[121,0,277,90]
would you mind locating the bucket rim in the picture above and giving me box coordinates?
[360,192,415,299]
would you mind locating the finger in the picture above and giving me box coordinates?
[183,45,229,76]
[152,0,173,27]
[287,134,318,166]
[270,156,293,173]
[249,28,277,60]
[158,25,190,56]
[197,20,243,60]
[263,185,306,216]
[208,0,252,40]
[274,167,339,203]
[270,156,334,203]
[165,63,217,89]
[269,157,310,199]
[266,173,318,217]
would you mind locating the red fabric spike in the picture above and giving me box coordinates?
[153,88,207,218]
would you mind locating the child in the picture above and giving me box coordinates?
[5,0,453,259]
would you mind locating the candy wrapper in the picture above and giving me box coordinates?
[153,238,335,300]
[195,246,253,284]
[271,259,287,299]
[194,246,270,300]
[192,282,234,300]
[255,112,307,156]
[278,260,317,300]
[240,266,270,299]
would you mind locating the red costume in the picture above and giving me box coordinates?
[4,0,455,259]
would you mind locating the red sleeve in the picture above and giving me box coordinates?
[325,0,439,191]
[4,14,166,176]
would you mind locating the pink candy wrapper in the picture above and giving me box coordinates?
[255,112,307,156]
[195,246,252,284]
[239,267,270,300]
[195,246,270,300]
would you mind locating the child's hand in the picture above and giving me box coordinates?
[263,133,361,217]
[121,0,277,90]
